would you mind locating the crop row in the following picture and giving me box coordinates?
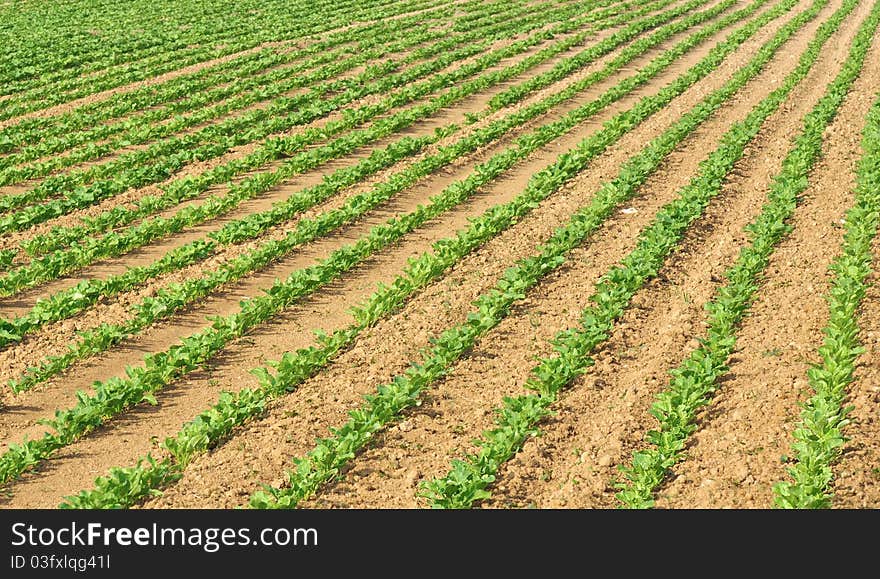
[0,1,592,233]
[0,0,761,492]
[0,0,456,120]
[49,0,801,508]
[0,0,721,357]
[251,0,833,509]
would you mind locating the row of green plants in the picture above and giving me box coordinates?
[1,55,401,189]
[424,0,856,509]
[15,0,666,256]
[2,133,442,385]
[0,0,726,354]
[0,0,368,92]
[0,0,453,121]
[0,0,669,295]
[0,0,624,253]
[0,0,778,494]
[772,73,880,508]
[486,0,697,110]
[249,0,829,510]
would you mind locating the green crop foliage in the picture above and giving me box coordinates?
[245,0,817,509]
[615,0,879,509]
[0,0,721,365]
[59,0,770,509]
[422,0,853,509]
[773,80,880,509]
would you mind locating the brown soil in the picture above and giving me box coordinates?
[142,0,818,509]
[650,2,878,508]
[0,7,657,369]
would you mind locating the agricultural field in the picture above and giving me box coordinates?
[0,0,877,510]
